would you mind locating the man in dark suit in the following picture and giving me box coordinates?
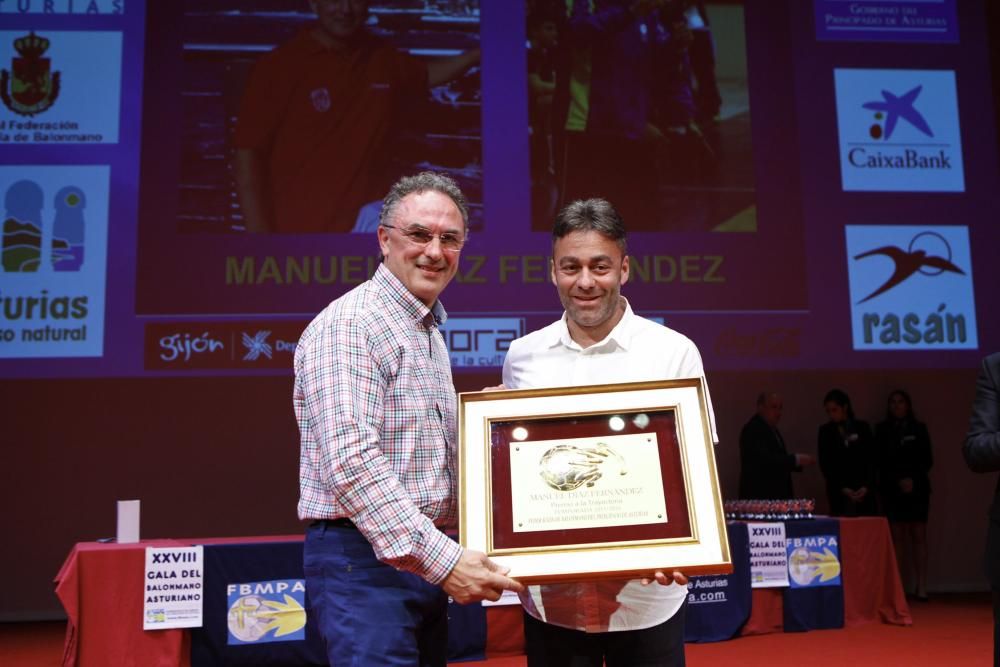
[963,352,1000,667]
[739,392,815,499]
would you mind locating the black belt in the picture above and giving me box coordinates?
[313,518,357,530]
[313,517,449,531]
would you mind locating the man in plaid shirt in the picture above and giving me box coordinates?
[295,172,522,665]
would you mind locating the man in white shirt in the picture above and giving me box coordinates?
[502,197,717,666]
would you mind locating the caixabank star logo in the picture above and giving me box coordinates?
[845,225,977,350]
[834,69,964,192]
[0,31,60,117]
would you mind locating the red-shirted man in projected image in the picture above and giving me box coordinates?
[233,0,478,234]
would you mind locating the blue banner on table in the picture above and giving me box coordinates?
[447,597,487,663]
[190,540,486,666]
[685,522,752,642]
[191,541,326,666]
[782,519,844,632]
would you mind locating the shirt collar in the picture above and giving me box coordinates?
[547,297,635,352]
[297,26,328,55]
[373,263,448,327]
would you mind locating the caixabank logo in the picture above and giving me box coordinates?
[834,69,964,192]
[845,225,977,350]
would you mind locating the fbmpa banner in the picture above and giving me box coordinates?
[787,533,842,589]
[782,518,844,631]
[227,579,307,645]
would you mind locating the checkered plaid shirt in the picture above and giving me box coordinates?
[295,264,461,584]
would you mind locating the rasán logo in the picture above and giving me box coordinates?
[845,226,977,350]
[1,32,60,117]
[834,69,963,192]
[853,231,965,303]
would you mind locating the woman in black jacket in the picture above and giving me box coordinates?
[877,389,933,600]
[818,389,878,517]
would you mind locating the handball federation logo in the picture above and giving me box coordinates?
[310,87,330,113]
[226,580,307,645]
[1,31,61,117]
[788,546,841,587]
[786,535,841,588]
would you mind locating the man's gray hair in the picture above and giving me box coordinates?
[552,198,626,253]
[379,171,469,230]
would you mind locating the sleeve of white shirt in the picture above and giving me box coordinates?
[501,338,521,390]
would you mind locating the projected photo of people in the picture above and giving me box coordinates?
[178,0,482,234]
[527,0,755,232]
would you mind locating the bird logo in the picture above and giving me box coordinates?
[853,231,964,303]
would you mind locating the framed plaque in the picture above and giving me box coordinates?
[458,378,731,584]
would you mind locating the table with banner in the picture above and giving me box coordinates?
[54,517,911,667]
[683,516,912,642]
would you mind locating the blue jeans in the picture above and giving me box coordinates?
[304,521,448,667]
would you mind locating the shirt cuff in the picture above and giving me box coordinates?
[420,529,464,585]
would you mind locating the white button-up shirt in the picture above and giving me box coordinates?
[501,299,717,632]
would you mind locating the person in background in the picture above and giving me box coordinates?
[963,352,1000,667]
[294,172,521,666]
[502,197,716,666]
[527,8,562,222]
[546,0,701,230]
[234,0,479,233]
[876,389,933,601]
[817,388,878,517]
[684,1,722,127]
[738,391,815,500]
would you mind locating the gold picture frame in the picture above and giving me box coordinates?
[458,378,731,584]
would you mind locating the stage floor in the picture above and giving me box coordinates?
[0,593,991,667]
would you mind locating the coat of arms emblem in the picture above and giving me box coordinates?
[310,87,331,113]
[1,31,61,117]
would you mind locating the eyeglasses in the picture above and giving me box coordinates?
[381,224,466,253]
